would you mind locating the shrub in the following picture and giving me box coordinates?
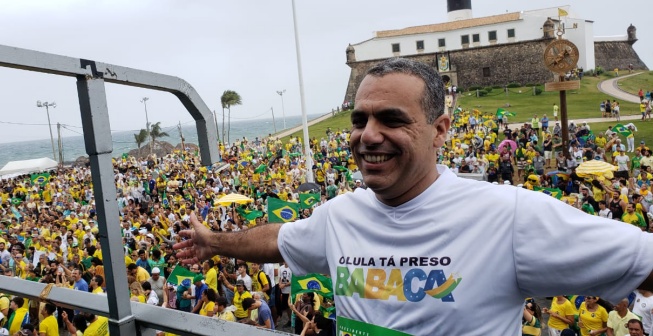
[468,86,483,91]
[534,87,543,95]
[492,85,503,89]
[595,66,604,75]
[524,83,540,87]
[477,89,489,97]
[456,87,464,93]
[506,83,521,88]
[484,87,494,93]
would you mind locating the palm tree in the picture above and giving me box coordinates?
[133,129,148,149]
[221,90,242,145]
[149,122,169,145]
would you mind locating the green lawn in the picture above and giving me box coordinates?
[584,119,653,154]
[282,110,352,141]
[456,74,640,123]
[616,71,653,96]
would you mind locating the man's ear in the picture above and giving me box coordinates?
[433,114,451,148]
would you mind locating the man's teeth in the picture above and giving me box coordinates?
[364,154,390,163]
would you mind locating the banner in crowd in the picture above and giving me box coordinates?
[31,172,50,186]
[236,206,264,220]
[496,108,516,117]
[291,273,333,299]
[168,265,196,286]
[613,124,633,137]
[533,186,563,200]
[267,198,300,223]
[299,193,320,209]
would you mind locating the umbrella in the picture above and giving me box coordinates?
[576,160,617,176]
[297,182,321,193]
[214,193,253,206]
[498,139,518,153]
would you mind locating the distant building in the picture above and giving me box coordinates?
[343,0,647,103]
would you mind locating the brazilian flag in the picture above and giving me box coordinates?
[291,273,333,299]
[496,108,516,117]
[254,164,267,174]
[613,123,633,137]
[168,265,196,286]
[299,193,320,209]
[31,172,50,186]
[533,187,563,200]
[236,206,264,221]
[267,198,300,223]
[11,198,22,206]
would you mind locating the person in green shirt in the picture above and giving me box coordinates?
[326,180,338,200]
[632,150,643,177]
[522,299,542,336]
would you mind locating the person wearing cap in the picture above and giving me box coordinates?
[147,267,166,307]
[176,58,653,335]
[191,274,208,314]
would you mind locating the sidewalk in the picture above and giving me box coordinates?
[272,112,336,139]
[597,72,644,103]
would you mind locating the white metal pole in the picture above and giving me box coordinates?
[291,0,314,182]
[45,104,57,162]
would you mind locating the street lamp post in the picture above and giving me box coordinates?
[140,97,152,153]
[276,89,287,130]
[36,100,57,162]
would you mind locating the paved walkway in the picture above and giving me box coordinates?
[597,72,644,103]
[272,112,337,138]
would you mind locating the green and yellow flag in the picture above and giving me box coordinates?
[267,198,300,223]
[31,172,50,186]
[533,187,563,200]
[291,273,333,299]
[496,108,516,118]
[168,265,196,286]
[299,193,320,209]
[613,124,633,137]
[236,206,264,221]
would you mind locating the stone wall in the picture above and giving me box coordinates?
[344,39,649,104]
[594,41,648,72]
[344,38,555,104]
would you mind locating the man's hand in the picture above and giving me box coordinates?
[174,212,215,265]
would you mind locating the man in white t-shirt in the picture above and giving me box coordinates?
[632,290,653,334]
[236,264,252,292]
[176,58,653,335]
[615,149,630,173]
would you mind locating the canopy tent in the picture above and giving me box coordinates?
[0,157,57,177]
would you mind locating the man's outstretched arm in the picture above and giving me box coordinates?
[174,212,283,264]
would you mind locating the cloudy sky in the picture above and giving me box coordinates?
[0,0,649,144]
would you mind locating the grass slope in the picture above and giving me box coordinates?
[617,71,653,96]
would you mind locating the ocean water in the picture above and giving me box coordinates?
[0,113,323,167]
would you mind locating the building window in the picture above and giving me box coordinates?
[461,35,470,45]
[391,43,400,53]
[416,40,424,50]
[507,29,515,38]
[472,34,480,43]
[483,67,491,77]
[488,31,497,41]
[438,38,446,48]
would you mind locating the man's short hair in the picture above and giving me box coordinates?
[365,58,445,124]
[44,303,57,315]
[242,297,255,311]
[11,297,24,307]
[627,318,643,329]
[94,275,104,287]
[217,296,228,307]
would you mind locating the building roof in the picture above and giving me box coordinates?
[375,12,522,38]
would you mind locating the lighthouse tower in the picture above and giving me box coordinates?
[447,0,473,21]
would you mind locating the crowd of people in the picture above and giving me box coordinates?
[0,90,651,335]
[0,125,361,335]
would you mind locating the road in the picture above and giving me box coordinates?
[597,72,644,103]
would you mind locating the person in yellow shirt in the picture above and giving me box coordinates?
[81,312,109,336]
[578,296,608,336]
[199,289,217,317]
[542,296,575,334]
[39,303,59,336]
[127,263,150,283]
[204,261,218,293]
[214,296,236,322]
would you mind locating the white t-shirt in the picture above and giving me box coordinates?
[615,155,630,171]
[278,165,653,335]
[598,208,613,219]
[262,263,277,287]
[632,290,653,333]
[278,265,292,295]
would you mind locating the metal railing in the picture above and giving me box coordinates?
[0,44,288,336]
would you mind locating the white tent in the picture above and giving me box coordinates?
[0,157,58,177]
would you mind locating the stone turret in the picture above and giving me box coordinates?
[543,18,555,39]
[346,44,356,63]
[627,24,638,44]
[447,0,472,21]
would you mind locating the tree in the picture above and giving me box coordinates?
[149,122,169,144]
[133,129,148,149]
[221,90,242,145]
